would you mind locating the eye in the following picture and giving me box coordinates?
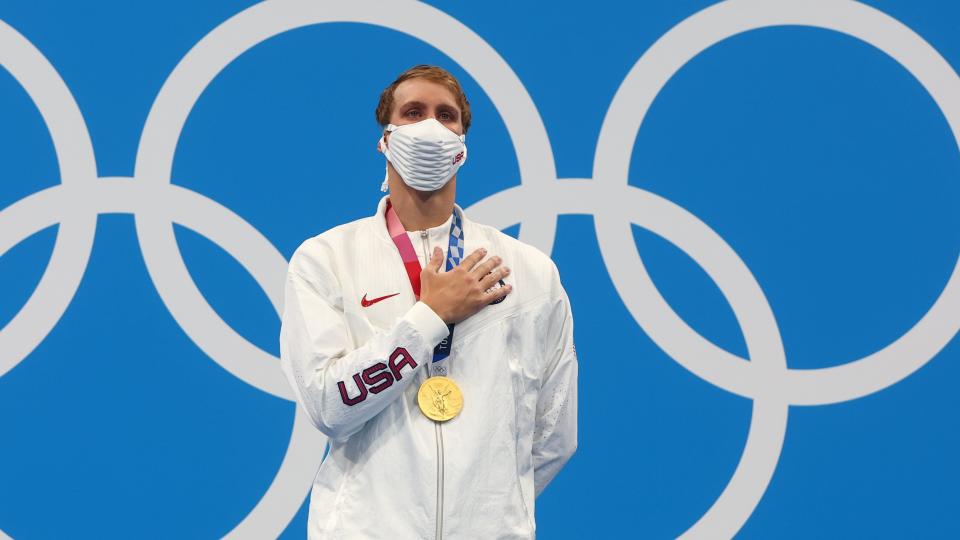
[438,110,458,122]
[405,109,422,118]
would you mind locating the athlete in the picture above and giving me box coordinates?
[279,64,578,539]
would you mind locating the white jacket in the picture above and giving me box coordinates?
[279,195,578,539]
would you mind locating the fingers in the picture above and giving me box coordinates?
[470,255,502,278]
[458,247,487,272]
[478,265,509,290]
[482,282,513,304]
[427,246,444,273]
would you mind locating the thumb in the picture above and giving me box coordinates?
[428,246,443,273]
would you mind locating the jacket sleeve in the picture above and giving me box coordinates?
[279,244,450,443]
[533,262,579,497]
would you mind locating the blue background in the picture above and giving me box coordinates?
[2,1,959,538]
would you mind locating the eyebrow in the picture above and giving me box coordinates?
[399,100,460,114]
[399,100,426,110]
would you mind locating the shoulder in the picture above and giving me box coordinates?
[469,219,555,265]
[288,214,374,282]
[467,219,565,299]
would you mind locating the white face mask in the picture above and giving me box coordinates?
[378,117,467,192]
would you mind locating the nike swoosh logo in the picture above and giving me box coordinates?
[361,292,400,307]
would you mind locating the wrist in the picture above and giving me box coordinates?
[420,297,449,324]
[405,301,450,346]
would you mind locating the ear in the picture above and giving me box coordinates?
[377,132,390,153]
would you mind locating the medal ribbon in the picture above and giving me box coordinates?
[385,199,463,369]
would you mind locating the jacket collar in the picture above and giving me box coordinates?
[372,194,469,244]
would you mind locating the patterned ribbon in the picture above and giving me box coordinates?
[385,199,463,371]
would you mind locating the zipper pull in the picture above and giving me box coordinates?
[419,230,430,262]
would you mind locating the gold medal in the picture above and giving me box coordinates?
[417,376,463,422]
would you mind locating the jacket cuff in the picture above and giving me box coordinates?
[404,301,450,348]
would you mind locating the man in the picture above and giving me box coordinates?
[279,64,578,539]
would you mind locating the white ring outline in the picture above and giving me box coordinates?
[470,180,789,539]
[131,0,554,536]
[595,0,960,406]
[0,19,97,380]
[1,0,958,538]
[584,0,960,536]
[0,179,328,539]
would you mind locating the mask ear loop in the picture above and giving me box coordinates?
[379,136,389,192]
[378,124,398,192]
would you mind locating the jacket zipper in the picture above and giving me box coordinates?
[421,229,445,540]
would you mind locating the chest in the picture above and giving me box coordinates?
[337,224,551,354]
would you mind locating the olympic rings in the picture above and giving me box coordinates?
[2,1,958,538]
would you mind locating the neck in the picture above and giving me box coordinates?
[387,164,457,231]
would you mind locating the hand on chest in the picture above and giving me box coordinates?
[355,234,512,337]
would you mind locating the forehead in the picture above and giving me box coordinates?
[393,78,459,110]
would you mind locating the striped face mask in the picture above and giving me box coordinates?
[378,117,467,192]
